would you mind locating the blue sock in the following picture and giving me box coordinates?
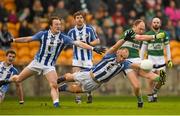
[57,76,66,84]
[53,102,59,108]
[58,83,68,92]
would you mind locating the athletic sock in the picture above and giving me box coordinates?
[57,76,66,84]
[53,99,59,107]
[58,83,68,92]
[154,76,161,82]
[137,96,143,103]
[87,92,91,96]
[147,94,153,102]
[152,87,159,94]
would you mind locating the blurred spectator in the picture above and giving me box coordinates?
[127,9,137,21]
[103,18,114,29]
[95,26,106,46]
[146,0,156,8]
[19,20,32,37]
[175,20,180,41]
[105,27,116,47]
[44,5,55,19]
[32,0,44,18]
[15,0,31,12]
[31,17,42,34]
[54,0,69,19]
[112,10,126,27]
[103,0,116,15]
[94,5,107,27]
[18,8,31,22]
[114,26,124,42]
[145,7,156,24]
[133,0,145,18]
[155,10,168,28]
[0,23,13,50]
[0,1,8,22]
[165,20,176,40]
[165,0,180,26]
[8,10,18,24]
[86,0,107,15]
[65,15,75,31]
[65,0,81,14]
[124,10,137,29]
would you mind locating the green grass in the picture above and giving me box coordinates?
[0,96,180,115]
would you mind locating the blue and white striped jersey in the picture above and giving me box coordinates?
[32,30,74,66]
[0,62,18,93]
[68,25,98,61]
[91,54,131,83]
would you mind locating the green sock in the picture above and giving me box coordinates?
[152,88,159,94]
[137,96,143,103]
[154,76,160,82]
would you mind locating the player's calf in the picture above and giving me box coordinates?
[86,92,92,103]
[159,70,166,85]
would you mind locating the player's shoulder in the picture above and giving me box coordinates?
[145,30,154,35]
[122,60,132,67]
[11,66,18,73]
[159,29,166,33]
[38,30,48,35]
[68,28,75,34]
[86,25,95,30]
[60,32,71,39]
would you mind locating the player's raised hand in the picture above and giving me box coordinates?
[93,46,106,55]
[167,60,173,68]
[124,30,135,41]
[155,32,165,39]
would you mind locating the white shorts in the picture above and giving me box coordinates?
[27,60,56,75]
[125,58,141,73]
[148,55,166,71]
[0,91,5,103]
[72,60,93,68]
[73,71,100,92]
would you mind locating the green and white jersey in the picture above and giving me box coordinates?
[120,29,140,58]
[143,30,169,56]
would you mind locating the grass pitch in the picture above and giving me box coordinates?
[0,96,180,115]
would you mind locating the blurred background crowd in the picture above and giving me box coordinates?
[0,0,180,96]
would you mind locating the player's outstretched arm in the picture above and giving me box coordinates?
[106,39,125,54]
[130,63,140,70]
[13,36,33,43]
[135,32,165,41]
[73,41,105,55]
[106,30,135,54]
[89,39,100,46]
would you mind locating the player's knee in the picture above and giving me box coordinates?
[50,82,58,89]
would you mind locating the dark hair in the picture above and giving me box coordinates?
[48,16,61,26]
[133,19,144,26]
[6,49,16,56]
[73,11,86,19]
